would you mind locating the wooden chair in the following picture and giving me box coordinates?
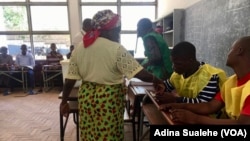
[59,101,79,141]
[58,89,79,141]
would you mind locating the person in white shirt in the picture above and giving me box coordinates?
[15,44,36,95]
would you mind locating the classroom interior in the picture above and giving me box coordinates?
[1,0,250,141]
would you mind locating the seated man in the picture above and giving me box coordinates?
[0,46,14,95]
[160,36,250,124]
[46,43,64,68]
[44,43,64,89]
[15,44,36,95]
[66,45,74,59]
[156,41,227,104]
[72,18,93,48]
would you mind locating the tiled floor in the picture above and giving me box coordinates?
[0,87,149,141]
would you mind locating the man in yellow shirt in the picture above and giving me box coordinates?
[156,41,227,105]
[160,36,250,124]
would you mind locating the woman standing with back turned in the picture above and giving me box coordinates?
[60,9,163,141]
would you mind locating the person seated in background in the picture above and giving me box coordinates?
[44,43,64,90]
[66,45,74,59]
[82,18,93,33]
[0,46,14,95]
[72,18,93,47]
[160,36,250,124]
[15,44,36,95]
[46,43,63,69]
[155,41,228,106]
[137,18,173,80]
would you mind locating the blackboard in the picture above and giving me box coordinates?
[184,0,250,76]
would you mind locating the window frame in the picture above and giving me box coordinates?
[0,0,70,60]
[80,0,158,58]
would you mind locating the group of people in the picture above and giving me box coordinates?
[157,36,250,124]
[0,44,36,95]
[59,9,250,141]
[0,8,247,141]
[0,42,72,95]
[0,16,95,96]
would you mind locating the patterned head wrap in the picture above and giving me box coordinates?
[83,9,121,48]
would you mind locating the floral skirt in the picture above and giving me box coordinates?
[78,81,125,141]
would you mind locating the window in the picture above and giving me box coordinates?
[121,6,155,31]
[30,6,69,31]
[120,34,145,58]
[0,0,67,1]
[82,0,116,2]
[0,0,70,60]
[0,35,30,60]
[0,0,25,2]
[33,34,70,60]
[82,6,117,19]
[81,0,157,58]
[0,6,28,31]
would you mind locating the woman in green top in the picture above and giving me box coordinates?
[137,18,173,79]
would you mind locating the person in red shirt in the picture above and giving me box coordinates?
[159,36,250,124]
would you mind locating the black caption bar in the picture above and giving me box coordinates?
[150,125,250,140]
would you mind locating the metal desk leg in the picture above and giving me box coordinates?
[72,112,80,141]
[21,69,25,92]
[43,71,48,92]
[76,113,79,141]
[22,69,28,92]
[59,110,64,141]
[139,94,148,140]
[132,112,136,141]
[137,102,141,141]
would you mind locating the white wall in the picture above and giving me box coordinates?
[157,0,200,20]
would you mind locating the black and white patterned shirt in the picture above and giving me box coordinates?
[164,63,227,103]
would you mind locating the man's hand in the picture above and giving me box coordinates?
[169,108,198,124]
[60,102,70,117]
[155,92,177,104]
[154,83,165,95]
[159,103,185,111]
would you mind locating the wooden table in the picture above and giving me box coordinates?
[145,90,175,125]
[127,81,154,141]
[42,65,62,92]
[0,67,28,92]
[138,89,177,141]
